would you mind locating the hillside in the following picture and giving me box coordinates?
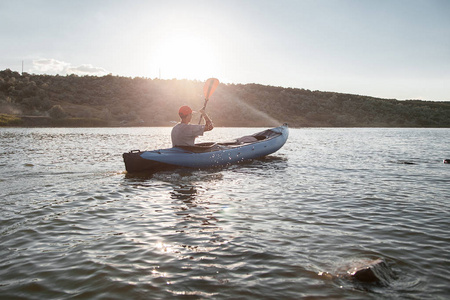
[1,69,449,127]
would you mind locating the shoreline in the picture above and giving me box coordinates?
[2,114,450,129]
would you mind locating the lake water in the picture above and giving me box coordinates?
[1,126,449,299]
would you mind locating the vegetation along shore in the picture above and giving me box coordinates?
[1,69,449,128]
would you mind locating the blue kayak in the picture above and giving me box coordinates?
[123,124,289,173]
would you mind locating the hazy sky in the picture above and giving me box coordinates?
[1,0,449,101]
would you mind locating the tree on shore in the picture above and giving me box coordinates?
[48,105,66,119]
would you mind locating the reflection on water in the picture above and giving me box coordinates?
[171,184,198,201]
[1,127,449,299]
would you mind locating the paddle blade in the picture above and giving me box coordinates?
[203,78,219,100]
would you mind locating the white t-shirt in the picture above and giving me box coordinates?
[171,123,205,147]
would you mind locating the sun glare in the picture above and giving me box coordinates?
[153,33,218,80]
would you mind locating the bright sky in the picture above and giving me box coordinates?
[1,0,449,101]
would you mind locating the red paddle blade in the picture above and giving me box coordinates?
[203,78,219,100]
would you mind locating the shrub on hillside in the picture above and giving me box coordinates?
[48,105,66,119]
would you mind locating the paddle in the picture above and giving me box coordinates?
[198,78,219,124]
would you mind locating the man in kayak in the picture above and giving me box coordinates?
[171,105,214,147]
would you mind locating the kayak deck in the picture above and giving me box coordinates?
[177,127,280,153]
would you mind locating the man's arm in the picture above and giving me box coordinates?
[199,108,214,131]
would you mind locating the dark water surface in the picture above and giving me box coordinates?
[1,127,449,299]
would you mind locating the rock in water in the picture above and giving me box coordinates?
[350,262,382,282]
[347,259,393,285]
[319,258,396,289]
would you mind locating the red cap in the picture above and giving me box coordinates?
[178,105,193,117]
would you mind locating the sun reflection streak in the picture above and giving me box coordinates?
[155,241,177,254]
